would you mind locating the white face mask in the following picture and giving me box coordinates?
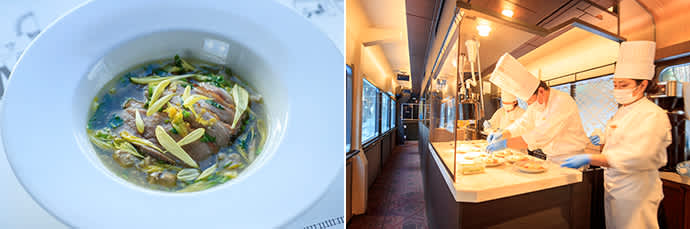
[613,87,638,104]
[503,104,515,110]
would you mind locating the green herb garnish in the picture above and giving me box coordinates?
[108,115,124,128]
[205,99,224,110]
[200,133,216,143]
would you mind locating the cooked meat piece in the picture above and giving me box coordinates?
[113,82,245,166]
[197,100,235,124]
[185,110,235,147]
[119,106,167,141]
[182,141,217,164]
[195,82,235,108]
[113,150,137,168]
[147,171,177,187]
[136,144,177,165]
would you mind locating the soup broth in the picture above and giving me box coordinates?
[86,55,266,192]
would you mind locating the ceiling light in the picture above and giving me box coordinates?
[502,9,514,18]
[607,6,614,12]
[476,24,491,37]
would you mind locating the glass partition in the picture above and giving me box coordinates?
[429,60,458,177]
[419,4,625,182]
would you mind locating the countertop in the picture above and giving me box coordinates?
[660,171,690,186]
[429,141,583,203]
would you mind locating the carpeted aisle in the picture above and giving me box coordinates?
[348,141,428,229]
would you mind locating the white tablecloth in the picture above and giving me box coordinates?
[0,0,344,228]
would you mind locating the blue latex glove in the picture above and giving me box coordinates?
[486,132,503,143]
[485,139,507,153]
[560,154,592,168]
[589,135,601,146]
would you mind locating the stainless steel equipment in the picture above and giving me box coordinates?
[652,80,690,171]
[651,81,683,98]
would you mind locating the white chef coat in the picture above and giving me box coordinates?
[487,105,525,131]
[601,98,670,229]
[504,89,588,161]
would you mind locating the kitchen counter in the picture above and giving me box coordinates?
[660,171,690,186]
[430,141,583,203]
[419,125,596,228]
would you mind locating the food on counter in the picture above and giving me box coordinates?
[506,154,529,163]
[86,55,266,192]
[516,161,548,173]
[493,150,513,158]
[465,153,488,160]
[476,157,504,167]
[460,161,485,175]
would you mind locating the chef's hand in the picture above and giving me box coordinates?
[485,139,507,153]
[560,154,591,168]
[589,135,601,146]
[486,132,503,143]
[483,120,491,131]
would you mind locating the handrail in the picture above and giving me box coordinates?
[346,149,361,160]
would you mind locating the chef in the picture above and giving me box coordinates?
[483,91,525,132]
[561,41,670,229]
[484,53,588,162]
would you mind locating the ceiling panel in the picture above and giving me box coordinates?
[406,0,439,95]
[463,0,571,25]
[359,0,412,92]
[518,27,619,81]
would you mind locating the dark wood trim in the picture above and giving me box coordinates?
[362,135,382,149]
[655,53,690,71]
[656,40,690,62]
[545,63,616,85]
[346,150,361,160]
[346,160,353,223]
[362,129,396,149]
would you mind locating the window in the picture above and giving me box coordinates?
[551,84,572,95]
[346,65,353,152]
[362,79,379,143]
[660,62,690,82]
[390,100,396,129]
[402,103,419,120]
[573,75,617,135]
[381,95,390,132]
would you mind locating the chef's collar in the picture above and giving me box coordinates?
[620,96,647,110]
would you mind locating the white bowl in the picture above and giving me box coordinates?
[1,0,343,227]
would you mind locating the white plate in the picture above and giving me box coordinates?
[1,0,342,228]
[515,161,549,173]
[481,157,504,167]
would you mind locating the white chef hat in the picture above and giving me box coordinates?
[490,53,539,101]
[614,41,656,80]
[501,91,517,102]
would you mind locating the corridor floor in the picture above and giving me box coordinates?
[348,141,428,229]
